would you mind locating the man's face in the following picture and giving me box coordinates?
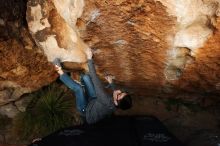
[113,90,127,106]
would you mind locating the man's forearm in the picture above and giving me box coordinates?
[106,83,117,91]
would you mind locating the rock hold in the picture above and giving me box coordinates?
[26,0,89,63]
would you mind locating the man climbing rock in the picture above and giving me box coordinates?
[54,48,132,124]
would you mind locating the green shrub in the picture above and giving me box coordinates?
[13,83,75,141]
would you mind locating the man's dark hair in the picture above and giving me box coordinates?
[117,94,132,110]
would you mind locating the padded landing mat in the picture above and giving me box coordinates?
[29,116,183,146]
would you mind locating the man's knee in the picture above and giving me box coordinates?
[74,85,83,92]
[81,74,91,81]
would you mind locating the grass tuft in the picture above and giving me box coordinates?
[13,83,75,141]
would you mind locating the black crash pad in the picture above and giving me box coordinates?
[29,116,184,146]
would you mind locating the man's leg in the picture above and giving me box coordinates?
[80,74,97,101]
[60,73,87,114]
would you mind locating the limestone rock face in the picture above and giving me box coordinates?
[0,0,220,114]
[26,0,89,63]
[157,0,220,80]
[0,103,19,118]
[81,0,176,93]
[0,0,220,143]
[0,0,56,107]
[80,0,220,96]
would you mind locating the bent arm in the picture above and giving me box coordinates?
[106,83,117,91]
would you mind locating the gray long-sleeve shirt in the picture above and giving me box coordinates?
[85,59,116,124]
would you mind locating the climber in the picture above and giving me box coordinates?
[53,48,132,124]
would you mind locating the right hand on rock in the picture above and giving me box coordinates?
[55,65,64,75]
[105,75,115,84]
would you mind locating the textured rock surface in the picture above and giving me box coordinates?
[0,0,219,111]
[158,0,220,80]
[26,0,89,63]
[80,0,220,97]
[0,0,220,145]
[0,0,56,107]
[0,103,19,118]
[81,0,176,93]
[0,0,219,115]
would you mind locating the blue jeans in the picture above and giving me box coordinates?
[60,73,96,115]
